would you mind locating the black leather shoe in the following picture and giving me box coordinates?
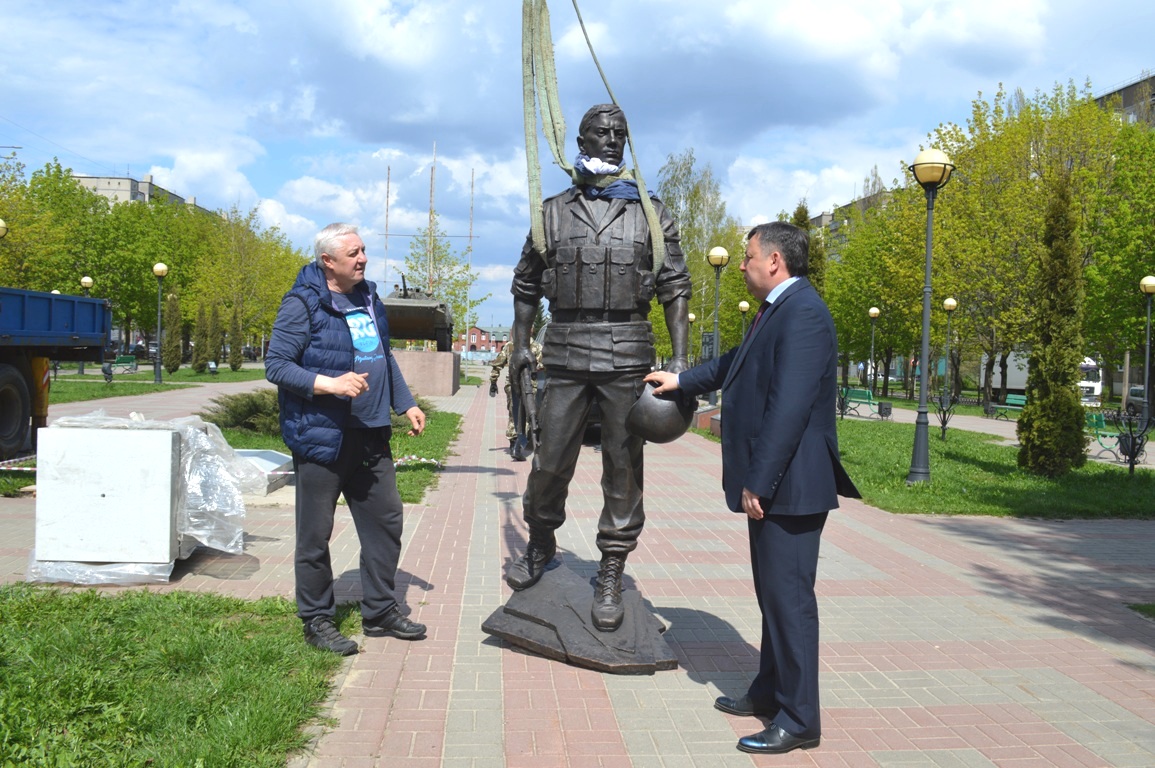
[737,724,820,754]
[363,606,426,640]
[714,695,776,718]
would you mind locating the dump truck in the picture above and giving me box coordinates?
[0,287,112,459]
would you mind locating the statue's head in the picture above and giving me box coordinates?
[577,104,628,168]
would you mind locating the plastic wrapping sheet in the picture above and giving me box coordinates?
[25,551,174,585]
[27,410,262,584]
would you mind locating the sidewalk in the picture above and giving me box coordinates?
[3,376,1155,767]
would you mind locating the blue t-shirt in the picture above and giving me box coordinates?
[330,290,390,428]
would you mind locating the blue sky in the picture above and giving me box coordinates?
[2,1,1152,327]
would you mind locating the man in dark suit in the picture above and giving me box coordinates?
[645,221,859,755]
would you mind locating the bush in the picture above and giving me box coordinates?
[198,389,282,436]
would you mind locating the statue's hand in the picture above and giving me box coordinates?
[489,381,498,397]
[510,346,536,384]
[664,356,689,375]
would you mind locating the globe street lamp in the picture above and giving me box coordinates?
[906,148,954,484]
[868,306,880,394]
[78,276,94,375]
[706,246,730,406]
[739,300,750,337]
[0,218,8,239]
[152,263,168,384]
[1142,276,1155,427]
[935,297,958,439]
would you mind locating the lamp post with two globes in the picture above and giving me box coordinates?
[739,300,750,337]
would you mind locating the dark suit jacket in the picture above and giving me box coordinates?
[679,278,859,514]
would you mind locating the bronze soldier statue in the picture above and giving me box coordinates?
[506,104,691,631]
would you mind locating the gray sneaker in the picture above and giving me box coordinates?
[304,617,359,656]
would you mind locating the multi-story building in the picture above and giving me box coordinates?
[72,173,214,215]
[1096,72,1155,124]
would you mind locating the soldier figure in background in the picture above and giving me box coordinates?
[490,334,543,461]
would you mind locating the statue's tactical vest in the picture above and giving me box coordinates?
[541,201,655,312]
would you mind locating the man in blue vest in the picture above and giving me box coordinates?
[266,222,427,656]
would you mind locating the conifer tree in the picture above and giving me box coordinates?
[162,292,182,374]
[1017,173,1088,476]
[191,303,209,373]
[228,306,244,371]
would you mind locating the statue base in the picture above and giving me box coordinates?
[481,563,678,674]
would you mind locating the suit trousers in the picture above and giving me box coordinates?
[747,511,828,738]
[293,427,404,625]
[523,369,646,555]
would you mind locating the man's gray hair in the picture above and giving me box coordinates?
[315,222,359,262]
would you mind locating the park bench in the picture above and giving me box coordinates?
[109,355,138,374]
[1084,410,1119,461]
[841,387,889,419]
[993,394,1027,421]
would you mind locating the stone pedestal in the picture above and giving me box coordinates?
[482,563,677,674]
[392,350,460,397]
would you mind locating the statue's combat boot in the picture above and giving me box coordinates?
[506,526,556,590]
[591,553,627,632]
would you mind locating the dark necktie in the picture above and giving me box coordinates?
[749,301,770,335]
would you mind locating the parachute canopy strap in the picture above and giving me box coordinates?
[523,0,572,256]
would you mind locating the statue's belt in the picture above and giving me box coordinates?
[549,309,648,323]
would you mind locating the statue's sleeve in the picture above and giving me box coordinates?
[511,232,545,303]
[653,200,692,305]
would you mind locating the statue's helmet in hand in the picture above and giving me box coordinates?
[626,381,694,443]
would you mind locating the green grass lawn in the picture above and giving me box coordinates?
[691,418,1155,519]
[48,379,195,404]
[0,586,346,767]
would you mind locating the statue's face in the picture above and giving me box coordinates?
[577,111,626,167]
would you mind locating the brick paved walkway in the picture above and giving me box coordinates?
[2,372,1154,767]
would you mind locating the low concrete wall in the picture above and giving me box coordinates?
[392,350,460,397]
[693,406,720,431]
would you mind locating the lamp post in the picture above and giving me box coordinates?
[78,276,94,375]
[0,218,8,239]
[906,148,954,484]
[706,246,730,406]
[152,263,168,384]
[935,297,958,439]
[687,312,696,366]
[868,306,880,394]
[1142,276,1155,425]
[739,300,750,337]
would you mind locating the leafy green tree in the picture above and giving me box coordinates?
[1086,117,1155,396]
[162,292,182,374]
[404,212,488,344]
[656,149,744,361]
[1017,174,1088,477]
